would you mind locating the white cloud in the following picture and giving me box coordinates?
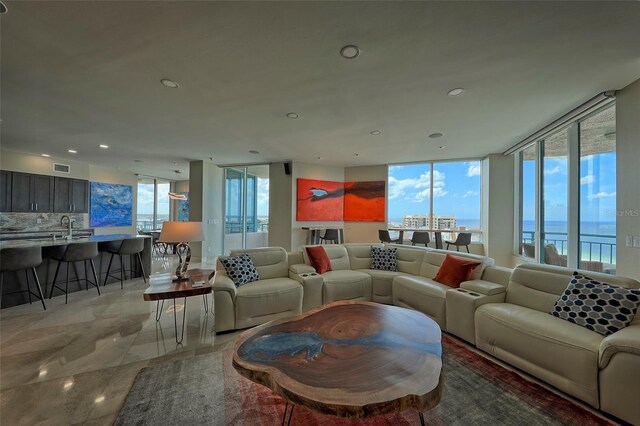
[463,190,479,198]
[466,164,481,177]
[389,170,446,201]
[544,165,562,175]
[588,191,616,200]
[580,175,595,185]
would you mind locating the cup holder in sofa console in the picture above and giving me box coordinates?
[469,292,480,297]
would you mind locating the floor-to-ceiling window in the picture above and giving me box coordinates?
[223,164,269,253]
[514,100,616,273]
[519,145,537,257]
[136,177,173,231]
[388,160,482,243]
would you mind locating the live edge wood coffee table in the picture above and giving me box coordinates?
[143,269,214,344]
[233,301,443,425]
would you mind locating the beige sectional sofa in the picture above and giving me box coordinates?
[212,244,640,424]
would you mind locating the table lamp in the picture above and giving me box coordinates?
[158,221,204,282]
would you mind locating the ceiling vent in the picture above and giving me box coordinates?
[53,163,70,173]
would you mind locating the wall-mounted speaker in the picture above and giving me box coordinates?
[284,162,292,175]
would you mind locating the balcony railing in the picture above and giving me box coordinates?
[522,231,616,264]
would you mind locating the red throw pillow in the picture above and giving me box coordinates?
[305,246,332,274]
[434,254,481,288]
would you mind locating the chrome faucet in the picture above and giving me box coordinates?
[60,215,75,240]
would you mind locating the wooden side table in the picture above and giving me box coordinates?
[143,269,214,343]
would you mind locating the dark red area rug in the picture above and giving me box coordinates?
[117,334,616,425]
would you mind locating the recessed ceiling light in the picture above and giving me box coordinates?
[94,395,105,403]
[354,153,359,157]
[370,130,381,135]
[134,159,144,163]
[428,133,443,139]
[340,45,360,59]
[68,149,77,154]
[249,150,260,154]
[447,88,465,96]
[99,144,109,149]
[317,157,323,160]
[286,112,299,119]
[41,154,50,157]
[438,146,446,149]
[160,79,179,88]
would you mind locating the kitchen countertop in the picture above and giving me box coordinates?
[0,234,151,250]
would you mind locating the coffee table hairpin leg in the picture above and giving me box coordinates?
[419,412,425,426]
[281,401,294,426]
[173,297,187,344]
[156,300,165,321]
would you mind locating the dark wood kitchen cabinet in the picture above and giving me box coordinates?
[0,170,12,212]
[54,177,89,213]
[10,172,54,212]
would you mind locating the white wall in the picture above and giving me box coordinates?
[344,165,387,243]
[616,78,640,280]
[290,161,345,250]
[188,161,224,261]
[481,154,514,267]
[268,162,293,250]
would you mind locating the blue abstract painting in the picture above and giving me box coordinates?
[177,192,190,221]
[90,182,133,227]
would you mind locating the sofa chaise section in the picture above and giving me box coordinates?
[475,263,640,416]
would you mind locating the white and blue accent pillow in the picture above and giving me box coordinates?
[220,253,259,287]
[370,246,398,272]
[550,272,640,336]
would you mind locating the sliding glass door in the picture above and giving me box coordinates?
[223,164,269,253]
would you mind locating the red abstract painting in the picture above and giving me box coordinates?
[296,178,344,221]
[296,179,386,222]
[344,181,385,222]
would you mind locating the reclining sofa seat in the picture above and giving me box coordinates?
[213,247,303,333]
[300,245,372,303]
[392,249,495,330]
[345,243,427,304]
[475,263,640,422]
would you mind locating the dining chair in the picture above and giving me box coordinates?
[411,232,430,247]
[445,232,472,252]
[379,230,401,244]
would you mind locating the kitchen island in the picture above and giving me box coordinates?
[0,234,152,309]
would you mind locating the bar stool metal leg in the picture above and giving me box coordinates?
[103,253,115,286]
[49,261,62,299]
[25,270,32,304]
[31,267,47,310]
[136,253,147,283]
[90,259,101,296]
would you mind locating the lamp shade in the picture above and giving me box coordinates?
[158,221,204,243]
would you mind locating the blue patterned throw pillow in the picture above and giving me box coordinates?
[220,253,259,287]
[550,272,640,336]
[370,246,398,272]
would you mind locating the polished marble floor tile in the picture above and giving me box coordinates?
[1,255,238,425]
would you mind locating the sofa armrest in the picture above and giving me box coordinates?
[289,263,316,274]
[289,270,323,311]
[599,325,640,369]
[212,274,237,300]
[460,280,506,296]
[480,266,512,287]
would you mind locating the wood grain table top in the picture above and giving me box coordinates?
[143,269,214,301]
[233,301,443,418]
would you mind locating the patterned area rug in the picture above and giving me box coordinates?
[115,335,615,425]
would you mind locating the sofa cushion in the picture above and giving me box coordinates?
[230,247,289,280]
[392,275,449,328]
[305,246,332,274]
[321,270,372,303]
[235,277,303,329]
[370,246,397,271]
[475,302,603,407]
[420,250,493,280]
[357,269,407,304]
[219,253,259,286]
[550,272,640,336]
[302,245,351,271]
[434,254,481,288]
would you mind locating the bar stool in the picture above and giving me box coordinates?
[103,238,147,288]
[0,247,47,310]
[49,242,101,304]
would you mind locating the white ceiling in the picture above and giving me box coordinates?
[1,1,639,179]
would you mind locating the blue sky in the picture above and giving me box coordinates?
[388,162,481,222]
[523,152,616,224]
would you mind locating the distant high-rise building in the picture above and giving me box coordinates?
[401,214,457,229]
